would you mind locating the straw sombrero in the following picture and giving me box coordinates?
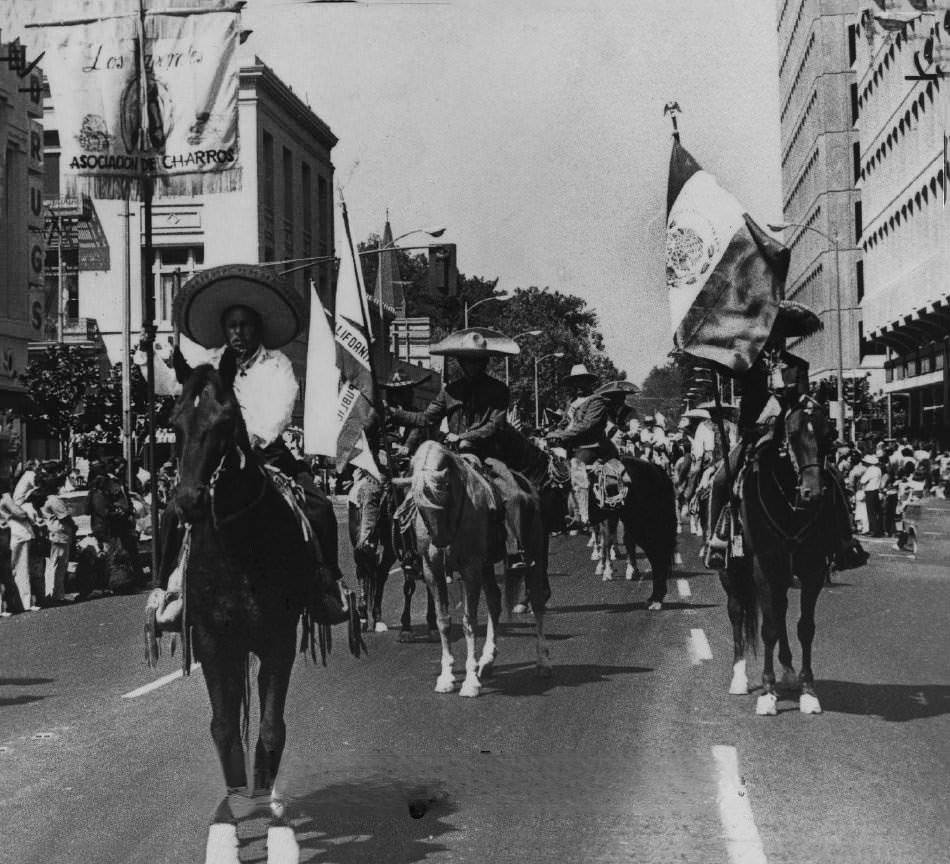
[595,380,640,397]
[565,363,598,386]
[174,264,305,349]
[429,327,520,358]
[379,368,431,390]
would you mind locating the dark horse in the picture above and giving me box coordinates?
[720,401,842,715]
[166,351,349,863]
[349,469,436,640]
[589,457,678,607]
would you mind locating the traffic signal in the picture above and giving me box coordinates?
[428,244,457,296]
[843,378,855,404]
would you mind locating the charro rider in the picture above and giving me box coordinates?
[139,264,349,628]
[385,327,532,570]
[544,379,639,512]
[702,299,862,570]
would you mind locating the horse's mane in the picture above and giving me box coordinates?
[410,441,452,510]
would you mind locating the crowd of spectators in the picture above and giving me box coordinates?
[837,438,948,550]
[0,455,177,617]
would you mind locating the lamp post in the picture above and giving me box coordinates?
[464,294,508,328]
[506,329,542,386]
[534,351,565,428]
[768,221,846,439]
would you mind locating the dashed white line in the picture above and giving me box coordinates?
[677,578,692,598]
[121,663,202,699]
[712,745,767,864]
[688,628,712,665]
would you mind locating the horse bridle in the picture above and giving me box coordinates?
[204,442,269,530]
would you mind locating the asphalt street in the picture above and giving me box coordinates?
[0,498,948,863]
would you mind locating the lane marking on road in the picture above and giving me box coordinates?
[712,745,768,864]
[688,628,712,665]
[121,663,202,699]
[677,578,692,598]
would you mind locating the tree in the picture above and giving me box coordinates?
[636,362,687,424]
[21,345,176,459]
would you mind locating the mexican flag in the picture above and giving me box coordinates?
[665,139,789,373]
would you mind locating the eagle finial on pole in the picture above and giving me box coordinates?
[664,101,682,142]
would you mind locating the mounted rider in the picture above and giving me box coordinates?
[386,327,533,570]
[141,264,349,629]
[544,379,639,509]
[702,299,862,570]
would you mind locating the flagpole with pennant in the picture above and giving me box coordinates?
[306,192,382,480]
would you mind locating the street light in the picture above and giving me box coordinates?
[505,329,542,386]
[464,294,509,328]
[534,351,565,428]
[768,220,846,439]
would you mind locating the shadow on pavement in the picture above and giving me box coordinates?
[0,677,54,686]
[483,661,653,697]
[819,679,950,722]
[0,695,46,707]
[240,778,458,864]
[548,601,717,614]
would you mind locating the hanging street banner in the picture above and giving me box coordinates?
[35,0,242,199]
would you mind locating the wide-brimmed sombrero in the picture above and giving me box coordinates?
[773,300,823,339]
[596,380,640,397]
[174,264,305,349]
[429,327,520,358]
[378,368,431,390]
[684,408,711,420]
[565,363,598,386]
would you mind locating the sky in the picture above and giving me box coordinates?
[9,0,786,385]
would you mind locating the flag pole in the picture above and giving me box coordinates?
[337,192,387,474]
[138,0,160,586]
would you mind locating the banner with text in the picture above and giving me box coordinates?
[42,4,241,200]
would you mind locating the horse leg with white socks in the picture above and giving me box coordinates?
[425,555,458,694]
[459,563,488,697]
[477,566,501,681]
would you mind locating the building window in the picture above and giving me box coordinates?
[262,131,274,214]
[852,142,861,182]
[156,246,204,323]
[282,147,293,222]
[854,200,862,242]
[906,358,917,377]
[848,24,857,65]
[850,83,859,124]
[937,352,945,371]
[920,355,932,375]
[856,259,864,303]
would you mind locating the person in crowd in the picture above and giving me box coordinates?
[37,463,76,606]
[5,460,41,612]
[858,454,884,537]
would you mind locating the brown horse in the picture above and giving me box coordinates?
[165,351,351,863]
[403,440,550,696]
[721,402,841,716]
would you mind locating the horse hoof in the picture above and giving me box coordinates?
[205,823,240,864]
[512,602,529,615]
[374,622,388,633]
[674,551,683,565]
[586,535,595,548]
[625,563,637,581]
[477,662,494,679]
[435,677,455,693]
[602,573,613,582]
[594,561,604,576]
[756,693,778,716]
[267,825,300,864]
[799,693,822,714]
[647,601,663,611]
[590,549,600,561]
[459,681,481,698]
[609,547,617,561]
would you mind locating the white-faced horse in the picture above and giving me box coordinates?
[403,440,550,696]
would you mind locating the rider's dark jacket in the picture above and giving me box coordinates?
[389,371,509,460]
[546,392,614,451]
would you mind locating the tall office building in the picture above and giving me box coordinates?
[775,0,872,395]
[853,13,950,443]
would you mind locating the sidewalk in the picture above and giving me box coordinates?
[858,494,950,568]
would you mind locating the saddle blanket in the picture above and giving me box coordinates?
[262,464,312,543]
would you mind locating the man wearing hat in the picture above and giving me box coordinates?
[562,363,599,425]
[140,264,348,623]
[385,327,534,570]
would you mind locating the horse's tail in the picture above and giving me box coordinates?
[735,558,759,656]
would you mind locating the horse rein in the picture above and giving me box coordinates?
[205,443,269,530]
